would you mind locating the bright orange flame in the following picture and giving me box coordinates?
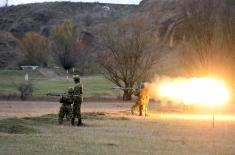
[150,77,230,107]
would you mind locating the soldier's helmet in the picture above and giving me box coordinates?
[73,75,80,83]
[68,87,74,94]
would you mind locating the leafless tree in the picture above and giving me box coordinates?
[97,18,161,100]
[50,20,82,71]
[178,0,235,82]
[0,0,8,7]
[20,32,49,66]
[5,0,8,7]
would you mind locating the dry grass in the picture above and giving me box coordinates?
[0,101,235,155]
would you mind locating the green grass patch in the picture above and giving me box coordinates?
[0,118,38,134]
[82,112,108,120]
[1,112,234,154]
[0,112,129,135]
[24,114,57,124]
[0,70,120,97]
[0,70,46,94]
[0,114,58,134]
[34,76,118,96]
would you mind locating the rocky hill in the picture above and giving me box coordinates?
[0,2,136,70]
[136,0,234,44]
[0,31,20,68]
[0,0,233,73]
[134,0,184,43]
[0,0,190,71]
[0,2,136,38]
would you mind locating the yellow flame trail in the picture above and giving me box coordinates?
[150,77,230,107]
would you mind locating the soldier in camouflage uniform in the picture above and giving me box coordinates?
[58,88,74,125]
[71,75,83,126]
[131,84,150,116]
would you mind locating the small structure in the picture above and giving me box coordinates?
[21,66,40,70]
[25,73,29,81]
[102,6,110,11]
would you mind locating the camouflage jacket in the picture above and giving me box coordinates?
[73,83,83,99]
[60,96,73,107]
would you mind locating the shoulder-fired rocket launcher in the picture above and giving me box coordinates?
[46,92,79,97]
[111,87,139,90]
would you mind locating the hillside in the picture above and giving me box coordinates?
[0,0,233,73]
[136,0,234,44]
[0,0,186,72]
[0,2,137,70]
[0,2,136,38]
[134,0,183,43]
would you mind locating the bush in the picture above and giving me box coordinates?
[18,82,33,100]
[20,32,49,66]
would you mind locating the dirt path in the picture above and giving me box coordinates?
[1,100,235,121]
[0,101,133,117]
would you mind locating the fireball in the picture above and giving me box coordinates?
[152,77,230,107]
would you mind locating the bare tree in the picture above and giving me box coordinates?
[5,0,8,7]
[50,20,82,71]
[179,0,235,81]
[97,18,161,100]
[0,0,8,7]
[20,32,49,66]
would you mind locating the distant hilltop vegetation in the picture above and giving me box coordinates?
[0,1,136,38]
[0,0,233,75]
[0,1,137,70]
[0,0,183,61]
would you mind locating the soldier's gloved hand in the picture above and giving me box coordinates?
[60,96,65,103]
[59,97,63,103]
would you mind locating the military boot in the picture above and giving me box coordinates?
[77,118,83,126]
[139,107,143,116]
[58,120,63,125]
[131,109,134,115]
[71,118,75,126]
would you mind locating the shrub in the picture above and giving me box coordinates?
[18,82,33,100]
[20,32,49,66]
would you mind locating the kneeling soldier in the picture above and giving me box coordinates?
[58,88,74,125]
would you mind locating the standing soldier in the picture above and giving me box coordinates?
[131,83,150,116]
[58,88,73,125]
[71,75,83,126]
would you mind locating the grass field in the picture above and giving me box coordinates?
[0,70,120,97]
[1,111,235,155]
[1,70,235,155]
[1,101,235,155]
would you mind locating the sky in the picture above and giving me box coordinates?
[1,0,142,6]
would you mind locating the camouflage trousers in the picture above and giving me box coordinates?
[131,101,148,116]
[58,105,72,124]
[71,100,82,126]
